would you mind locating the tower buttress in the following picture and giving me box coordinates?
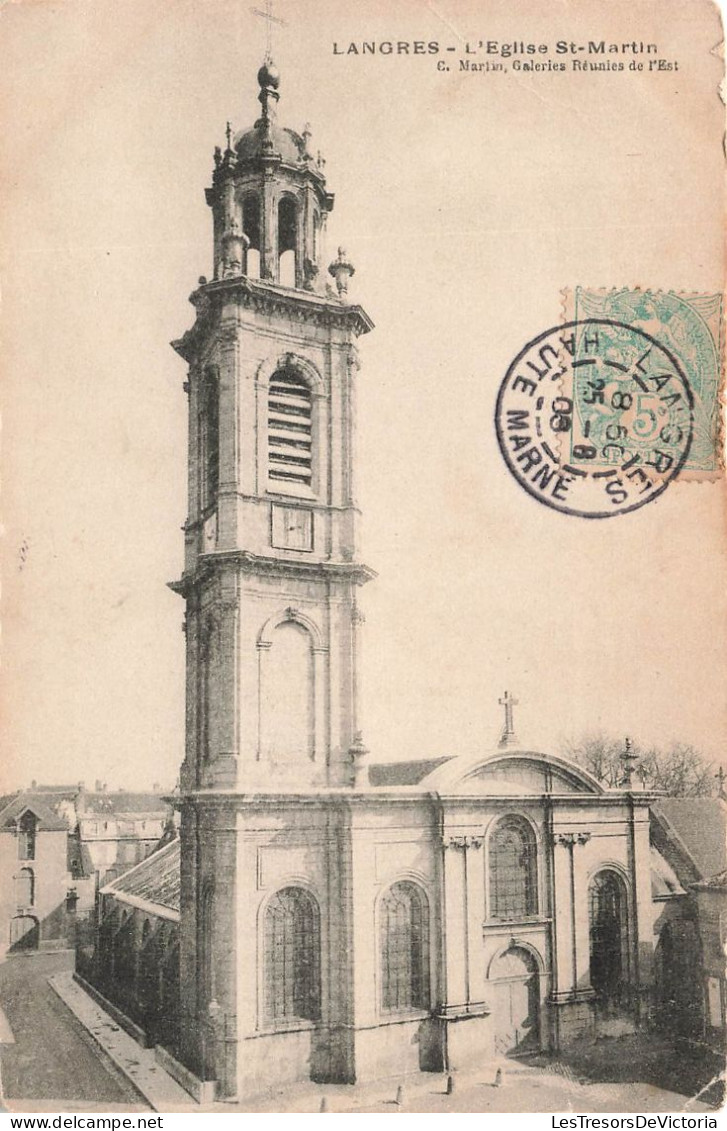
[170,63,374,793]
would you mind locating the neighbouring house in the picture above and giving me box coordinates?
[0,782,174,956]
[0,786,91,956]
[76,787,171,887]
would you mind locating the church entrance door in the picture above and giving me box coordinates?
[489,946,540,1056]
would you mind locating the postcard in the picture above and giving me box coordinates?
[0,0,725,1116]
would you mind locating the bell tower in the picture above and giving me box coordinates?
[171,62,374,792]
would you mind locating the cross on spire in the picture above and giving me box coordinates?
[498,690,519,749]
[251,0,287,63]
[716,765,726,798]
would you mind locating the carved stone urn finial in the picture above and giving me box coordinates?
[328,247,355,300]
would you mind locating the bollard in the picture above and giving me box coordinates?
[320,1096,329,1112]
[395,1084,405,1107]
[446,1073,455,1095]
[494,1067,503,1088]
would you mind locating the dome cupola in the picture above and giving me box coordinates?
[206,62,334,289]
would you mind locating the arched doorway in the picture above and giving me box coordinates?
[489,946,540,1055]
[9,915,39,952]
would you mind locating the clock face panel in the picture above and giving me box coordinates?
[271,504,314,552]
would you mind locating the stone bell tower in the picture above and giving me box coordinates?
[171,61,374,793]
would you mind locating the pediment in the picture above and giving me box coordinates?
[419,749,604,795]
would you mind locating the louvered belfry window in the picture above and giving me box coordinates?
[268,369,313,489]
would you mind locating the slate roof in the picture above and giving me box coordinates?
[103,837,180,915]
[653,798,727,881]
[368,757,454,787]
[80,791,168,817]
[0,791,71,832]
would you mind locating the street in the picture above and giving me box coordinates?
[0,951,146,1109]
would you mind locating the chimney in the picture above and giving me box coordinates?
[153,782,160,793]
[95,780,103,792]
[31,780,37,789]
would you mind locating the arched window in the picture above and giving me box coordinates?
[278,196,297,286]
[489,817,538,920]
[589,870,629,1004]
[267,369,313,490]
[261,621,314,762]
[15,867,34,907]
[243,193,261,279]
[200,367,220,511]
[264,887,321,1024]
[17,811,37,860]
[380,881,430,1013]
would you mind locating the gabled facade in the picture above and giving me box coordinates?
[0,791,80,956]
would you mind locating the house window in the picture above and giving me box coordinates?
[263,887,321,1024]
[489,816,538,920]
[201,367,220,511]
[17,811,37,860]
[16,867,34,907]
[589,869,628,1004]
[267,370,312,490]
[380,881,430,1013]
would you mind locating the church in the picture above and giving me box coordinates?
[79,58,723,1104]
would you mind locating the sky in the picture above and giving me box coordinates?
[1,0,725,791]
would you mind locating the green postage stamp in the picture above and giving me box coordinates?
[567,287,723,477]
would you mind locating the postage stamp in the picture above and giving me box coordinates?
[495,318,694,519]
[566,288,723,477]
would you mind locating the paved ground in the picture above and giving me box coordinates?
[219,1058,718,1115]
[0,954,722,1114]
[0,951,146,1110]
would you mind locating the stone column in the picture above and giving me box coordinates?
[261,170,277,280]
[441,835,484,1008]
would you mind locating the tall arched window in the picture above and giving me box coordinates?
[589,870,629,1004]
[267,369,313,490]
[17,811,37,860]
[264,887,321,1024]
[380,881,430,1013]
[200,367,220,511]
[489,816,538,920]
[261,621,314,762]
[15,867,34,907]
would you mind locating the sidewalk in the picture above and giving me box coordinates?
[48,972,190,1112]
